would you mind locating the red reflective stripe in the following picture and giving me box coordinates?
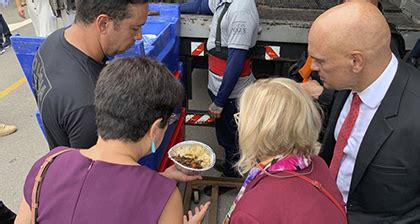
[208,54,252,77]
[186,114,202,124]
[265,46,279,59]
[192,43,205,56]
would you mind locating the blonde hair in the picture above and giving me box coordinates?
[236,78,322,175]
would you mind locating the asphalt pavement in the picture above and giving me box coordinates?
[1,3,49,212]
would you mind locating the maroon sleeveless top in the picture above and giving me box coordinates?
[24,147,176,224]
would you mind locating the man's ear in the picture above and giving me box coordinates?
[351,51,365,73]
[96,14,110,33]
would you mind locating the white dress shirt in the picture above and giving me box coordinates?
[334,54,398,203]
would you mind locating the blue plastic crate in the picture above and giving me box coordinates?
[10,36,45,94]
[142,22,172,54]
[143,21,179,71]
[116,3,180,67]
[147,4,180,72]
[149,3,180,22]
[113,39,147,59]
[113,20,178,72]
[114,20,170,59]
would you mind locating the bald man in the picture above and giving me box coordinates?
[310,2,420,223]
[301,0,405,101]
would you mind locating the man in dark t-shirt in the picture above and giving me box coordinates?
[33,28,104,148]
[33,0,149,149]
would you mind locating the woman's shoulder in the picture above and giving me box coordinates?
[241,154,342,204]
[28,146,78,175]
[309,155,339,183]
[23,147,79,206]
[311,155,329,168]
[31,147,79,172]
[234,155,345,223]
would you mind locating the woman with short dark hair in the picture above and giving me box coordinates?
[15,57,209,224]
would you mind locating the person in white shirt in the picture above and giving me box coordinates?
[206,0,259,179]
[15,0,75,37]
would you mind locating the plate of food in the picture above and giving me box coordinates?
[168,140,216,175]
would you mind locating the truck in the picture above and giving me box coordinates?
[151,0,420,107]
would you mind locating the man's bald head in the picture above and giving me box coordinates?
[308,2,392,91]
[311,2,390,57]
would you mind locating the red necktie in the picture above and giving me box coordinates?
[330,93,361,179]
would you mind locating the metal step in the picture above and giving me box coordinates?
[185,110,215,126]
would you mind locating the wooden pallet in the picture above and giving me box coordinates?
[183,176,244,224]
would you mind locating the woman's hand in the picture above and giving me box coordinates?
[184,202,211,224]
[161,164,202,182]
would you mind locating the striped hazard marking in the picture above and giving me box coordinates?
[265,46,280,60]
[185,113,215,125]
[191,42,205,56]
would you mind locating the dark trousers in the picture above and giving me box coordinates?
[209,91,240,177]
[0,14,11,45]
[0,201,16,224]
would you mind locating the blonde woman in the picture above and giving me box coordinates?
[225,78,347,224]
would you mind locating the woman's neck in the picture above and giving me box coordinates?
[80,137,149,166]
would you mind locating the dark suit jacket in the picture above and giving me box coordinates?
[320,61,420,223]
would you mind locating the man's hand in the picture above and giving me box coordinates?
[161,164,202,182]
[184,202,211,224]
[208,102,223,119]
[17,6,26,18]
[300,79,324,99]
